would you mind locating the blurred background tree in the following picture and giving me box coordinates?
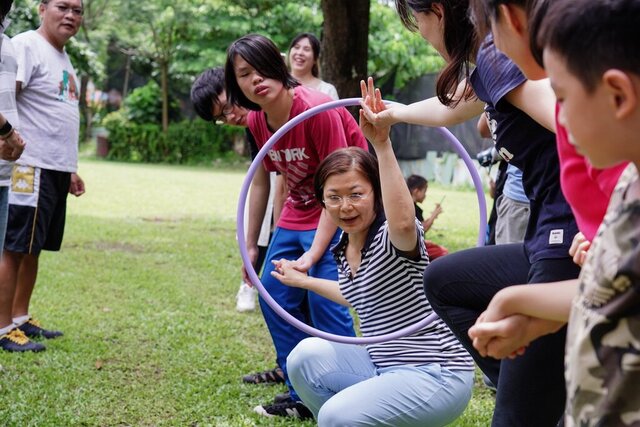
[6,0,444,163]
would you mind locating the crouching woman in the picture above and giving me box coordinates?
[270,80,474,427]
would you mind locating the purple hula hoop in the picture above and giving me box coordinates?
[237,98,487,344]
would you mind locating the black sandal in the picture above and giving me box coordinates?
[242,366,285,384]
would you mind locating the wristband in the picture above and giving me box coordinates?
[0,120,12,138]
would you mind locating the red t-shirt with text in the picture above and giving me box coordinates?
[248,86,368,230]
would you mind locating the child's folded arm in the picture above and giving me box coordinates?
[482,278,580,324]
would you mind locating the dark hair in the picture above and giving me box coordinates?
[0,0,13,25]
[468,0,528,38]
[526,0,549,68]
[190,67,225,122]
[395,0,477,107]
[468,0,548,67]
[406,174,428,191]
[225,34,299,111]
[538,0,640,93]
[314,147,383,214]
[289,33,321,77]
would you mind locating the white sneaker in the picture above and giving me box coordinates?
[236,282,257,312]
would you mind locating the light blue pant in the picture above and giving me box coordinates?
[259,227,355,399]
[288,337,474,427]
[0,186,8,257]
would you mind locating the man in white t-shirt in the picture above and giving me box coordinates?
[0,0,85,352]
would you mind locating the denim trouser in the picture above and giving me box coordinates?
[0,186,8,257]
[259,227,355,399]
[423,243,580,427]
[287,337,474,427]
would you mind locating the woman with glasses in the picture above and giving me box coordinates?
[271,80,474,426]
[224,33,368,418]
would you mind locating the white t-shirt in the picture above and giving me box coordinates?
[12,30,79,172]
[313,80,338,100]
[0,34,19,185]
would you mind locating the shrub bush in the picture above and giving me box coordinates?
[124,80,181,125]
[102,111,243,164]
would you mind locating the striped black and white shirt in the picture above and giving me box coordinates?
[332,215,473,370]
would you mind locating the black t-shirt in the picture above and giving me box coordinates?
[414,202,424,223]
[470,37,577,263]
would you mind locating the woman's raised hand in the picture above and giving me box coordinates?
[359,77,394,145]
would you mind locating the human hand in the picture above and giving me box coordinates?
[241,243,260,285]
[271,258,308,288]
[288,251,315,273]
[359,77,398,136]
[0,130,26,161]
[469,314,532,359]
[69,173,85,197]
[431,203,443,220]
[569,231,590,267]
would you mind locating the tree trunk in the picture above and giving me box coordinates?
[160,60,169,133]
[320,0,370,101]
[79,74,90,142]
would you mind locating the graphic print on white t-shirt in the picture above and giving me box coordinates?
[57,69,79,103]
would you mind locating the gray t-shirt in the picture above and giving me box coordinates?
[12,30,79,172]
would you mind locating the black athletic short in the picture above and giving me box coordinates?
[4,166,71,255]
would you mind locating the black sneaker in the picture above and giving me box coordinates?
[253,399,313,419]
[242,366,285,384]
[0,329,46,352]
[18,318,63,339]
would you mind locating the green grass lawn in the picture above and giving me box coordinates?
[0,159,495,426]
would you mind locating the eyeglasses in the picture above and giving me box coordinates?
[213,103,234,124]
[52,4,84,16]
[323,192,370,208]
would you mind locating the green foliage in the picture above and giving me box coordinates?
[7,0,446,130]
[103,112,242,164]
[66,37,106,82]
[123,80,180,125]
[368,2,444,89]
[169,0,322,93]
[5,0,39,36]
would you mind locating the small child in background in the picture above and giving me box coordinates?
[406,174,448,260]
[469,0,640,423]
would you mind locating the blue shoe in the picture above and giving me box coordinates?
[18,318,63,339]
[0,329,46,352]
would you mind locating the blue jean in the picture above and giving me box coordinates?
[287,337,474,427]
[0,186,8,257]
[259,227,355,399]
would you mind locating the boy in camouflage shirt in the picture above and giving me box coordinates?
[468,0,640,424]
